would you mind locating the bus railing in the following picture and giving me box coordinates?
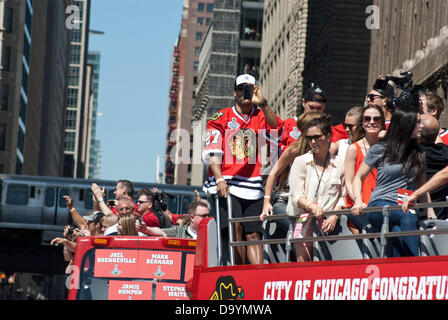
[215,196,448,265]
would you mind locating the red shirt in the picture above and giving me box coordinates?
[278,117,300,153]
[440,129,448,146]
[331,123,348,143]
[142,211,160,227]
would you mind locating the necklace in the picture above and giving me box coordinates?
[312,151,330,201]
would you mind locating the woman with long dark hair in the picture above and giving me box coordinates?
[351,105,435,257]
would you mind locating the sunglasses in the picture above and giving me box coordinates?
[363,116,381,123]
[366,94,385,101]
[305,134,324,142]
[343,123,355,130]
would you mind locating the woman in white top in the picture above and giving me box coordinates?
[287,116,346,262]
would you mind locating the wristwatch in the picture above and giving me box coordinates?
[256,99,268,108]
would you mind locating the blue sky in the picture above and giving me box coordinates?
[88,0,183,184]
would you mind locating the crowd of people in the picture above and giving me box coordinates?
[50,180,210,276]
[202,72,448,264]
[52,72,448,269]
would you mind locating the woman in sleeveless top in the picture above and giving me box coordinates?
[344,104,385,234]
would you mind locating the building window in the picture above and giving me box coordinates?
[198,2,204,11]
[196,32,202,41]
[194,61,199,71]
[19,95,27,123]
[17,126,25,154]
[66,110,77,129]
[197,17,203,26]
[70,45,81,64]
[4,7,13,33]
[67,88,78,107]
[68,66,80,86]
[71,28,82,42]
[206,3,213,12]
[195,47,200,56]
[65,132,76,152]
[2,46,11,71]
[206,18,211,26]
[0,124,6,151]
[1,84,9,110]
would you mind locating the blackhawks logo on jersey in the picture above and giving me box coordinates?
[231,129,256,160]
[210,112,224,121]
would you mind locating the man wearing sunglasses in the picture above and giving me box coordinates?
[202,73,282,265]
[366,77,396,129]
[136,188,160,228]
[140,200,210,239]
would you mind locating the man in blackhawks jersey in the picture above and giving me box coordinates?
[202,73,282,265]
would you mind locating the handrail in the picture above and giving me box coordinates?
[228,201,448,224]
[221,200,448,263]
[230,228,448,247]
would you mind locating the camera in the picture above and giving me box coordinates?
[374,72,416,111]
[243,84,253,101]
[375,71,414,92]
[152,190,171,212]
[67,225,76,235]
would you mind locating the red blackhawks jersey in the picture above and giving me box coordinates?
[278,117,300,153]
[202,106,282,200]
[440,129,448,146]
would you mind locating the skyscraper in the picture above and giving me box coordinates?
[86,51,101,179]
[63,0,91,178]
[164,0,214,185]
[0,0,73,176]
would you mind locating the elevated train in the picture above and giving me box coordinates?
[0,174,205,244]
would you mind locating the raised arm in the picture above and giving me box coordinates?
[402,165,448,212]
[63,195,86,229]
[91,183,113,215]
[252,85,279,129]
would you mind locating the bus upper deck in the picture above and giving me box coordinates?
[68,236,196,300]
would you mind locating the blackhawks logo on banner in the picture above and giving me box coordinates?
[210,276,244,300]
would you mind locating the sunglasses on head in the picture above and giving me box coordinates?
[363,116,381,122]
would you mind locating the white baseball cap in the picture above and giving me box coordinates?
[235,74,256,86]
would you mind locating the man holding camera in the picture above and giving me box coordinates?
[202,73,281,265]
[366,77,396,129]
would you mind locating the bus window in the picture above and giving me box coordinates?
[45,188,55,207]
[181,196,193,214]
[79,189,85,201]
[30,186,36,198]
[6,184,28,205]
[59,188,69,208]
[167,196,178,213]
[84,189,93,210]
